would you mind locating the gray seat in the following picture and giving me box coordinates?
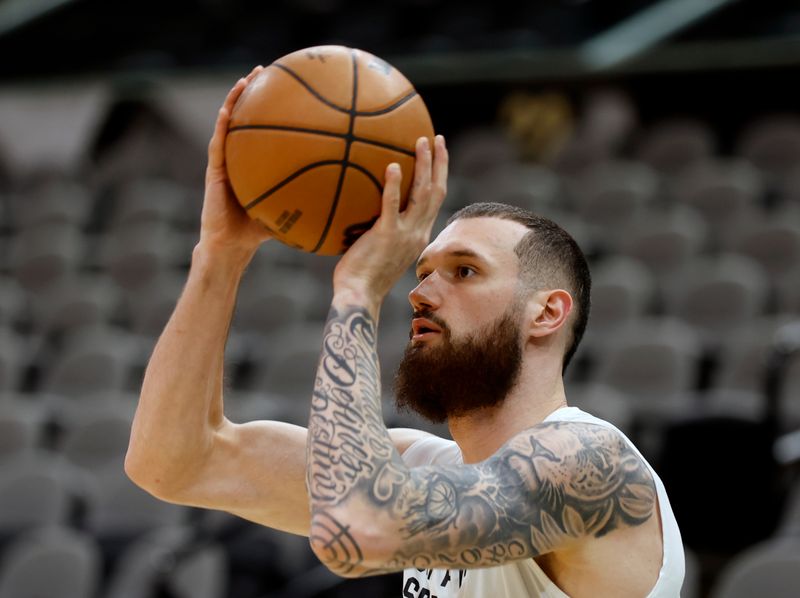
[636,118,715,176]
[709,538,800,598]
[102,219,185,291]
[9,221,84,291]
[0,276,25,328]
[618,205,707,283]
[86,467,188,541]
[672,159,764,249]
[448,127,518,178]
[570,160,659,250]
[0,395,46,463]
[592,317,702,402]
[110,176,189,228]
[564,383,635,435]
[29,274,121,335]
[58,402,135,470]
[0,456,73,536]
[713,315,796,394]
[0,526,101,598]
[664,254,770,351]
[732,208,800,289]
[738,114,800,182]
[11,179,94,229]
[42,324,138,398]
[0,328,26,393]
[469,163,562,213]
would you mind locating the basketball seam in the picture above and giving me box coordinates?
[271,62,418,116]
[228,125,416,158]
[243,160,343,210]
[311,50,359,254]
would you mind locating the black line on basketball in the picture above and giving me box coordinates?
[346,163,383,193]
[229,124,346,141]
[271,63,350,115]
[352,137,416,157]
[244,159,343,210]
[354,91,418,116]
[311,51,359,254]
[229,124,415,158]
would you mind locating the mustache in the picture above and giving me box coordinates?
[410,310,450,338]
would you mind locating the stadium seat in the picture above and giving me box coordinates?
[10,178,94,230]
[0,328,27,393]
[0,456,74,537]
[102,219,186,291]
[29,273,121,335]
[0,394,46,463]
[564,383,635,435]
[636,118,715,176]
[58,403,135,470]
[0,526,102,598]
[579,256,655,358]
[9,221,85,291]
[448,127,518,178]
[672,159,764,249]
[41,325,139,398]
[592,317,702,401]
[713,315,796,394]
[0,276,27,328]
[709,538,800,598]
[570,159,659,248]
[109,176,189,228]
[618,204,708,283]
[469,162,562,213]
[663,254,770,350]
[738,114,800,182]
[85,467,188,554]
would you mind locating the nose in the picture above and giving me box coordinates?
[409,274,441,313]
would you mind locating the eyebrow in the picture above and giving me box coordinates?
[416,248,484,270]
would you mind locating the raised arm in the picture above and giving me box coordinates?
[125,69,431,537]
[124,67,311,534]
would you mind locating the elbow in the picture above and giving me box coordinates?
[309,509,396,578]
[124,449,184,502]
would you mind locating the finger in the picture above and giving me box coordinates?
[245,64,264,84]
[380,163,402,225]
[408,136,432,214]
[427,135,449,217]
[208,77,248,170]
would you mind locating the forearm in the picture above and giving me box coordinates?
[306,294,409,573]
[126,241,255,492]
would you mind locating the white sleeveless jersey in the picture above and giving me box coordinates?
[400,406,684,598]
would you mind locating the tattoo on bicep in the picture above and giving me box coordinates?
[387,422,657,568]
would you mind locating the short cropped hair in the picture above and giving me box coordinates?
[446,202,591,372]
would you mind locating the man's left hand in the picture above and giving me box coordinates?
[332,135,448,313]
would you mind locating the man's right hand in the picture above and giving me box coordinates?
[200,65,272,257]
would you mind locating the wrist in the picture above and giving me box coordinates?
[192,239,256,276]
[332,286,382,321]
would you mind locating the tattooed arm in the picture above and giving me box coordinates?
[306,304,657,577]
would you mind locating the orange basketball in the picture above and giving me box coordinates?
[225,45,435,255]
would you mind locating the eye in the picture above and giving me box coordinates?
[416,271,430,282]
[455,266,476,279]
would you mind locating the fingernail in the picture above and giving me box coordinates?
[436,134,444,146]
[419,137,429,151]
[389,163,400,172]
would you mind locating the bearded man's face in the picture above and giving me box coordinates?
[393,300,525,423]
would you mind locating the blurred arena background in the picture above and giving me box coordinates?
[1,0,800,596]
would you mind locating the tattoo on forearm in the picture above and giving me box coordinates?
[307,306,391,504]
[307,305,657,575]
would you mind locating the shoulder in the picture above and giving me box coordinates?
[388,428,437,456]
[494,421,657,540]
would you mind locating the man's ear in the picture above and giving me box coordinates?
[527,289,573,339]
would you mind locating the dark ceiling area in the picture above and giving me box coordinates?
[0,0,799,82]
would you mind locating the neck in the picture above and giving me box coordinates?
[446,356,567,463]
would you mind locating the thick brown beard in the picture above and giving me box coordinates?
[392,302,525,424]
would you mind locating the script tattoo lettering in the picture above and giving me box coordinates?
[307,305,657,576]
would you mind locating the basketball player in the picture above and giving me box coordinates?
[126,69,684,597]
